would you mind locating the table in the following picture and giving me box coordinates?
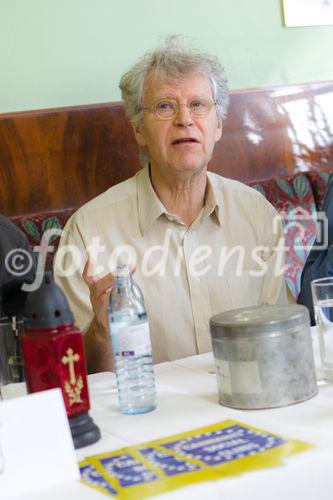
[6,331,333,499]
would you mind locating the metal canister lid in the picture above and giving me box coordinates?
[210,304,310,339]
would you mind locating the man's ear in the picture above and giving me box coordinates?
[215,119,223,142]
[131,122,147,147]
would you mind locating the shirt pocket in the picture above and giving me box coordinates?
[226,270,263,309]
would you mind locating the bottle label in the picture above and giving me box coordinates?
[118,321,152,357]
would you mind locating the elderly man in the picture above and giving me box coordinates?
[55,39,285,373]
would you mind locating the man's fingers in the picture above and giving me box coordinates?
[82,256,97,286]
[130,262,137,274]
[83,257,136,299]
[92,273,115,299]
[83,262,115,299]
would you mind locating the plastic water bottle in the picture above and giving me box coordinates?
[108,265,156,414]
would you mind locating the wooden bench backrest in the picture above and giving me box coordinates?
[1,81,333,216]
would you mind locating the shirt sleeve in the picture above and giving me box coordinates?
[297,174,333,324]
[259,204,287,306]
[53,216,93,332]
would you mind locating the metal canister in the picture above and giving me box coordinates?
[209,304,318,409]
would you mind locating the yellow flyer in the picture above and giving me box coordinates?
[79,419,313,498]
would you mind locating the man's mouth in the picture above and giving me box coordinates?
[171,137,199,145]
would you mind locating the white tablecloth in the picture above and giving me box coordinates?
[5,328,333,499]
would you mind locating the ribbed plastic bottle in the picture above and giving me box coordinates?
[108,265,156,414]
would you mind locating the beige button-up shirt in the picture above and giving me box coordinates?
[54,167,285,363]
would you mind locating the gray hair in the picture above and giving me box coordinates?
[119,36,229,165]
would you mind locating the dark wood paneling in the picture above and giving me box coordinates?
[1,82,333,216]
[0,104,141,216]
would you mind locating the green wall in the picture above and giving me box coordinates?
[1,0,333,113]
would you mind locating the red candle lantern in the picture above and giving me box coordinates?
[22,272,100,449]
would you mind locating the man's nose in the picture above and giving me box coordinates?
[174,103,193,126]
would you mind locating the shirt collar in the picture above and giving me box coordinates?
[137,166,167,235]
[202,172,222,226]
[137,167,222,235]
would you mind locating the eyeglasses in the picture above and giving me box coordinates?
[142,98,217,120]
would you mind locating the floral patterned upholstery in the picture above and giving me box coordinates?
[248,174,317,298]
[9,207,77,270]
[304,170,331,211]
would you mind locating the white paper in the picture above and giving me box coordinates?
[283,0,333,27]
[0,388,80,499]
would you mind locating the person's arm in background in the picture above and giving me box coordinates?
[0,215,36,314]
[0,215,36,285]
[297,174,333,324]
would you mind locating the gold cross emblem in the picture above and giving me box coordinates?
[61,348,80,385]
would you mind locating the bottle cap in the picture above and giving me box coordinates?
[115,264,131,278]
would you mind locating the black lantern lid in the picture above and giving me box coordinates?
[24,271,74,329]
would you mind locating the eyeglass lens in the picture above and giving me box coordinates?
[154,99,214,119]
